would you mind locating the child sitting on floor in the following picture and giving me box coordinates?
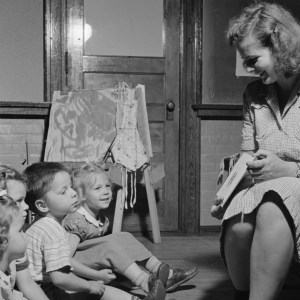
[0,165,49,300]
[24,162,163,300]
[0,194,28,300]
[63,162,198,294]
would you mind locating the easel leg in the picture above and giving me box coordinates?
[144,167,162,243]
[112,188,124,233]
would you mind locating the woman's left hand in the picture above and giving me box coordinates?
[246,149,295,182]
[211,197,224,220]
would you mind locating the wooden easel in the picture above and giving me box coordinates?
[112,165,161,243]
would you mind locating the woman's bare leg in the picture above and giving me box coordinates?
[224,213,256,290]
[250,202,293,300]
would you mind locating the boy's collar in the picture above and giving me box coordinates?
[77,206,104,227]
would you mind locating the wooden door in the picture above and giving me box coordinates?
[65,0,180,232]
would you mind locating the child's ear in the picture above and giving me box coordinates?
[35,199,49,213]
[0,172,6,190]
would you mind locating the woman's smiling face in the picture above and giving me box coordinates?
[238,34,279,84]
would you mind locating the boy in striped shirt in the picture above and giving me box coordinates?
[24,162,158,300]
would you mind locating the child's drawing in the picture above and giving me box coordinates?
[44,89,118,162]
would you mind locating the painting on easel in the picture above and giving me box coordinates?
[44,89,117,162]
[44,83,152,164]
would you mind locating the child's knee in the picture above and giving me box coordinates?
[116,231,134,239]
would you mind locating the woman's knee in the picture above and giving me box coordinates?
[256,201,286,229]
[225,214,255,246]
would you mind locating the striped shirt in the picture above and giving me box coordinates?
[25,217,71,283]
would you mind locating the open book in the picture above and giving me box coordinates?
[216,152,254,207]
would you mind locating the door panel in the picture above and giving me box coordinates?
[83,73,165,104]
[66,0,180,231]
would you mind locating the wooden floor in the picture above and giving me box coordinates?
[134,232,300,300]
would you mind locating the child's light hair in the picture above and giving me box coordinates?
[71,162,110,201]
[24,162,71,215]
[0,195,20,258]
[0,164,27,191]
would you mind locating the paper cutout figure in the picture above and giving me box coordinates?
[110,82,149,171]
[105,83,149,208]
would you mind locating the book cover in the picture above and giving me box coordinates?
[216,152,254,207]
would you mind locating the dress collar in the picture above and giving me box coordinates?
[77,206,103,227]
[0,267,13,288]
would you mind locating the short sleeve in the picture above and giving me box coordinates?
[63,213,88,242]
[43,236,71,273]
[15,254,29,272]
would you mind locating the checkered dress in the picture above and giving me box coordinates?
[223,78,300,258]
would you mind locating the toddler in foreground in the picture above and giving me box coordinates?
[0,165,49,300]
[24,162,160,300]
[63,162,198,295]
[0,194,28,300]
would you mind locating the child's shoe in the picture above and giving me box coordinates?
[145,273,166,300]
[165,267,199,292]
[156,263,170,286]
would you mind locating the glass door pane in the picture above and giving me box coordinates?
[84,0,164,57]
[0,0,43,102]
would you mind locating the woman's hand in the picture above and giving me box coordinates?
[211,197,224,220]
[97,269,116,284]
[246,149,296,182]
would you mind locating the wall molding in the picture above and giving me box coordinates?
[0,102,51,118]
[192,104,242,119]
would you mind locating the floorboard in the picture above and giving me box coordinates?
[132,232,300,300]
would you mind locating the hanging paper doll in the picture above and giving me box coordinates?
[107,82,149,208]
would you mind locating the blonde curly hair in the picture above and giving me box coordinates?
[71,162,111,202]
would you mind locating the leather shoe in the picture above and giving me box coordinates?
[165,267,199,292]
[144,273,166,300]
[156,263,170,286]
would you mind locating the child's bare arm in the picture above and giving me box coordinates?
[68,233,116,283]
[16,268,50,300]
[70,258,116,284]
[49,270,105,295]
[68,233,81,257]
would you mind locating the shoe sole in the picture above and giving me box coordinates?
[166,268,199,292]
[155,279,166,300]
[157,263,170,286]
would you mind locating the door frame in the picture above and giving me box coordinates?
[44,0,202,233]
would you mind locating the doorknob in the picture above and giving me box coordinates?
[166,100,175,120]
